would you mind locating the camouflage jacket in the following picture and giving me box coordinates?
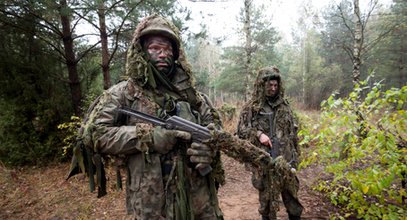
[238,97,299,164]
[84,15,224,220]
[237,70,299,166]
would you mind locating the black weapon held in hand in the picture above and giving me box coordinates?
[259,111,297,170]
[117,106,213,176]
[259,111,280,159]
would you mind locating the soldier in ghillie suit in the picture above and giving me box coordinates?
[237,66,303,220]
[84,15,225,220]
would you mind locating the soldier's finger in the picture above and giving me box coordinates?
[186,148,213,157]
[191,142,210,150]
[206,123,216,130]
[173,130,191,140]
[190,156,212,164]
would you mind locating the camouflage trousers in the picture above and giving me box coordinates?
[125,154,223,220]
[252,169,303,219]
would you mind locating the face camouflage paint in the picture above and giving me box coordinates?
[144,35,174,74]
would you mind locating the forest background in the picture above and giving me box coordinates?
[0,0,406,219]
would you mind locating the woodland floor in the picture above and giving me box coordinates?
[0,152,343,220]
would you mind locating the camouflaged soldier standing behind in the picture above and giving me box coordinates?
[237,67,303,220]
[84,15,225,220]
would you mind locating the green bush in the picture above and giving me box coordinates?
[57,116,82,158]
[299,76,406,219]
[0,100,66,166]
[218,103,237,121]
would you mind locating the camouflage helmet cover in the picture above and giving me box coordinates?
[138,16,180,59]
[254,66,284,95]
[247,66,285,111]
[258,66,281,84]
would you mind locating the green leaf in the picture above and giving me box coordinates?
[362,185,369,194]
[341,195,348,202]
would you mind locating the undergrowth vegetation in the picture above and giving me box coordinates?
[298,76,406,219]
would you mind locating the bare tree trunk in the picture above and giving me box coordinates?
[352,0,367,140]
[352,0,363,85]
[301,38,306,106]
[59,0,82,116]
[209,87,212,104]
[243,0,253,101]
[221,90,224,105]
[213,87,217,106]
[98,1,111,90]
[398,37,406,88]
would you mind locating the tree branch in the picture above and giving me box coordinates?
[337,3,355,39]
[75,40,101,63]
[109,0,144,64]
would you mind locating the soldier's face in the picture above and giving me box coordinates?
[144,35,174,74]
[264,79,279,97]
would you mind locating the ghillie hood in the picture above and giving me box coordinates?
[125,14,195,88]
[246,66,285,112]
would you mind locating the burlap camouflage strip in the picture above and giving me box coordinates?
[208,130,296,193]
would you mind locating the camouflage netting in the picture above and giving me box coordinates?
[209,130,295,189]
[209,130,298,216]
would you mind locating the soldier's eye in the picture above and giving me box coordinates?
[148,45,161,52]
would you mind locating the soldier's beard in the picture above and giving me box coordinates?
[267,95,278,103]
[265,88,278,98]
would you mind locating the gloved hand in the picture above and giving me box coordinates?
[206,123,216,130]
[152,126,191,154]
[187,142,215,165]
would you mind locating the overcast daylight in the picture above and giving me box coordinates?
[0,0,405,219]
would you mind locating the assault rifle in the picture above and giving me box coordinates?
[116,106,213,176]
[259,111,280,158]
[259,111,297,169]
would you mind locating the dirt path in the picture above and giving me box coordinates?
[0,155,339,220]
[218,155,339,220]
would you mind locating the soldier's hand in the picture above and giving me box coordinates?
[152,126,191,154]
[259,133,272,147]
[206,123,217,131]
[187,142,215,164]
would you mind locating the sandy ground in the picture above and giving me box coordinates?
[0,154,340,220]
[218,154,340,220]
